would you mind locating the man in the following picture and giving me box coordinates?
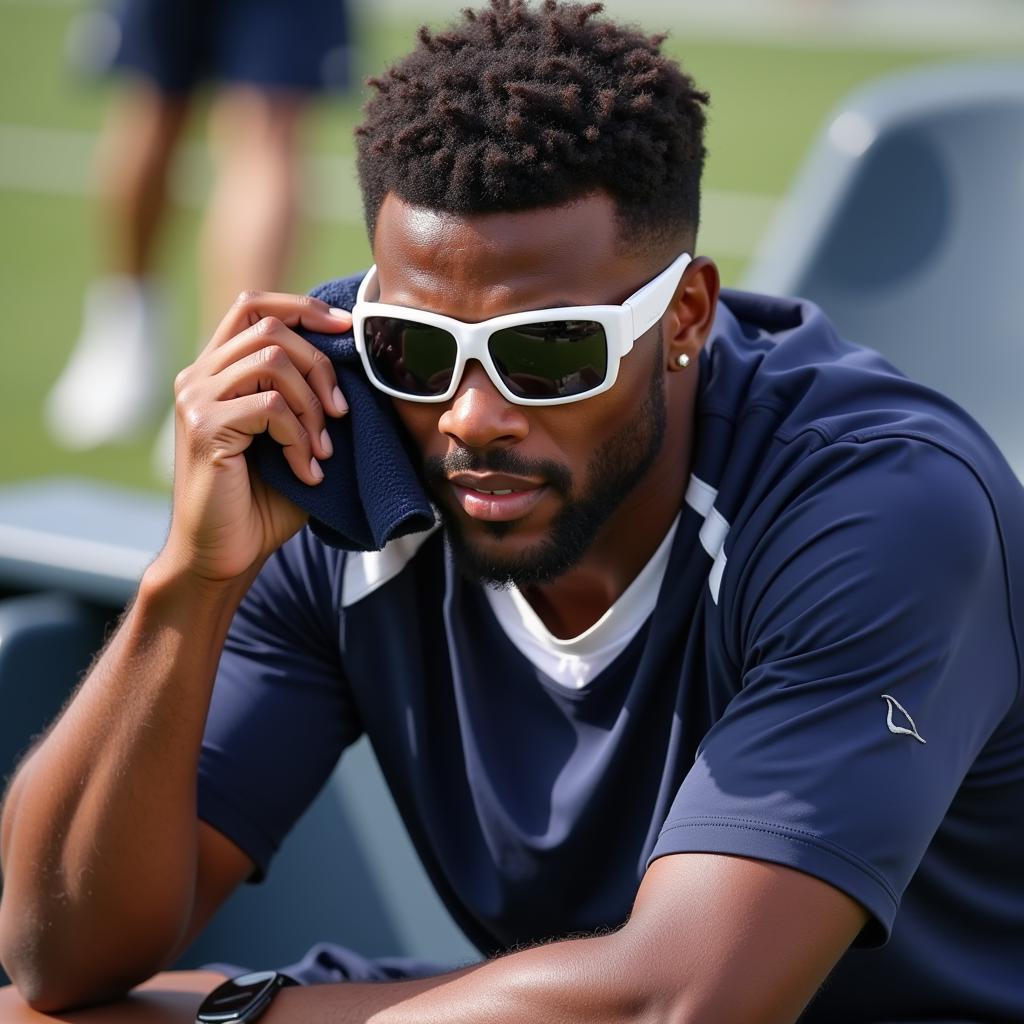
[2,2,1023,1022]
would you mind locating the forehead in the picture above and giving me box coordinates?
[371,191,651,317]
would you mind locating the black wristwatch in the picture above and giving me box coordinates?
[195,970,299,1023]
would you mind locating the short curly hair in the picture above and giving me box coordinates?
[355,0,710,252]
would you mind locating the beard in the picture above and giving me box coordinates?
[423,339,668,589]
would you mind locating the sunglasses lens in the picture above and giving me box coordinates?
[364,317,458,397]
[488,320,608,399]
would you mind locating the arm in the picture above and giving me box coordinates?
[0,563,255,1009]
[255,853,864,1024]
[0,292,351,1012]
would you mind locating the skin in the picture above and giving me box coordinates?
[0,972,225,1023]
[0,191,867,1022]
[98,82,308,328]
[198,86,308,328]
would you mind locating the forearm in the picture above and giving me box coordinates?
[0,556,253,1007]
[263,929,667,1024]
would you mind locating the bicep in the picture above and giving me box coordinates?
[624,852,867,1024]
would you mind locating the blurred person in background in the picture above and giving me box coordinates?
[44,0,352,454]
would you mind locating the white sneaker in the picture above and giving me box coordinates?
[45,275,167,449]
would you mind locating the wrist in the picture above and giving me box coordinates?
[195,971,299,1024]
[139,547,260,620]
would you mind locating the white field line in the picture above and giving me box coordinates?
[0,122,780,258]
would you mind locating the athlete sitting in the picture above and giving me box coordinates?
[2,2,1023,1022]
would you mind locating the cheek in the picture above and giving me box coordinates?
[392,401,440,455]
[531,405,625,474]
[543,355,658,452]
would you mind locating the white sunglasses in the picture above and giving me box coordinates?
[352,250,692,406]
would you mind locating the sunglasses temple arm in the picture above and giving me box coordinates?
[357,265,379,303]
[625,251,692,341]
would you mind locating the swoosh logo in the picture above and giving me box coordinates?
[881,694,926,744]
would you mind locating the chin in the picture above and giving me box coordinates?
[444,516,583,589]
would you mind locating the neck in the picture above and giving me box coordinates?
[522,432,691,640]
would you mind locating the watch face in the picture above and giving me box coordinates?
[196,971,279,1023]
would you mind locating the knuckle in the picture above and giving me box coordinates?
[260,390,287,416]
[173,367,191,396]
[254,315,282,337]
[183,403,209,437]
[234,289,263,308]
[258,343,287,369]
[304,390,323,417]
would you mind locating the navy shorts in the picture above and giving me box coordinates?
[107,0,351,95]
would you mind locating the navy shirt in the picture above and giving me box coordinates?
[199,289,1024,1021]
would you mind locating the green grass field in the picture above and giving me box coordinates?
[0,1,1017,492]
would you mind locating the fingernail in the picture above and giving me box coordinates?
[310,457,324,482]
[320,428,333,458]
[332,386,348,415]
[328,307,349,319]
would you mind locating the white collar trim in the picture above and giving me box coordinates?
[483,513,681,689]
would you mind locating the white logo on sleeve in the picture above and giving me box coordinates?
[881,694,927,744]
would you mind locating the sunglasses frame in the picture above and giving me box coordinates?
[351,249,693,406]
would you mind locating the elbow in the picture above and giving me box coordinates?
[0,909,161,1013]
[0,916,85,1013]
[0,921,69,1013]
[1,944,135,1015]
[12,979,115,1017]
[6,972,79,1016]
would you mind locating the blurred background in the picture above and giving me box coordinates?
[1,0,1023,494]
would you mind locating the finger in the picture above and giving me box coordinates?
[203,290,352,360]
[203,316,348,418]
[211,345,335,461]
[206,391,325,487]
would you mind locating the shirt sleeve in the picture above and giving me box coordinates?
[649,436,1019,944]
[197,527,362,881]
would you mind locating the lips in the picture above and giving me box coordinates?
[448,473,548,522]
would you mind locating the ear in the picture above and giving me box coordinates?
[663,257,720,370]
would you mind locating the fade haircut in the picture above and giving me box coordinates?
[355,0,710,252]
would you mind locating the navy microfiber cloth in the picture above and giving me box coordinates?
[246,272,436,551]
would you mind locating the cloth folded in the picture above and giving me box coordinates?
[204,941,457,984]
[246,272,436,551]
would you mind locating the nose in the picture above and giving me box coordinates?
[438,360,529,449]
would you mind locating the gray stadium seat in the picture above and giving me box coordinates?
[0,478,478,985]
[743,62,1024,481]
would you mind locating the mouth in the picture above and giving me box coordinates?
[448,473,549,522]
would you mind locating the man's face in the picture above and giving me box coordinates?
[374,191,678,588]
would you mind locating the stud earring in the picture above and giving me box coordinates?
[675,353,690,368]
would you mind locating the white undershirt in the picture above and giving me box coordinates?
[483,514,681,690]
